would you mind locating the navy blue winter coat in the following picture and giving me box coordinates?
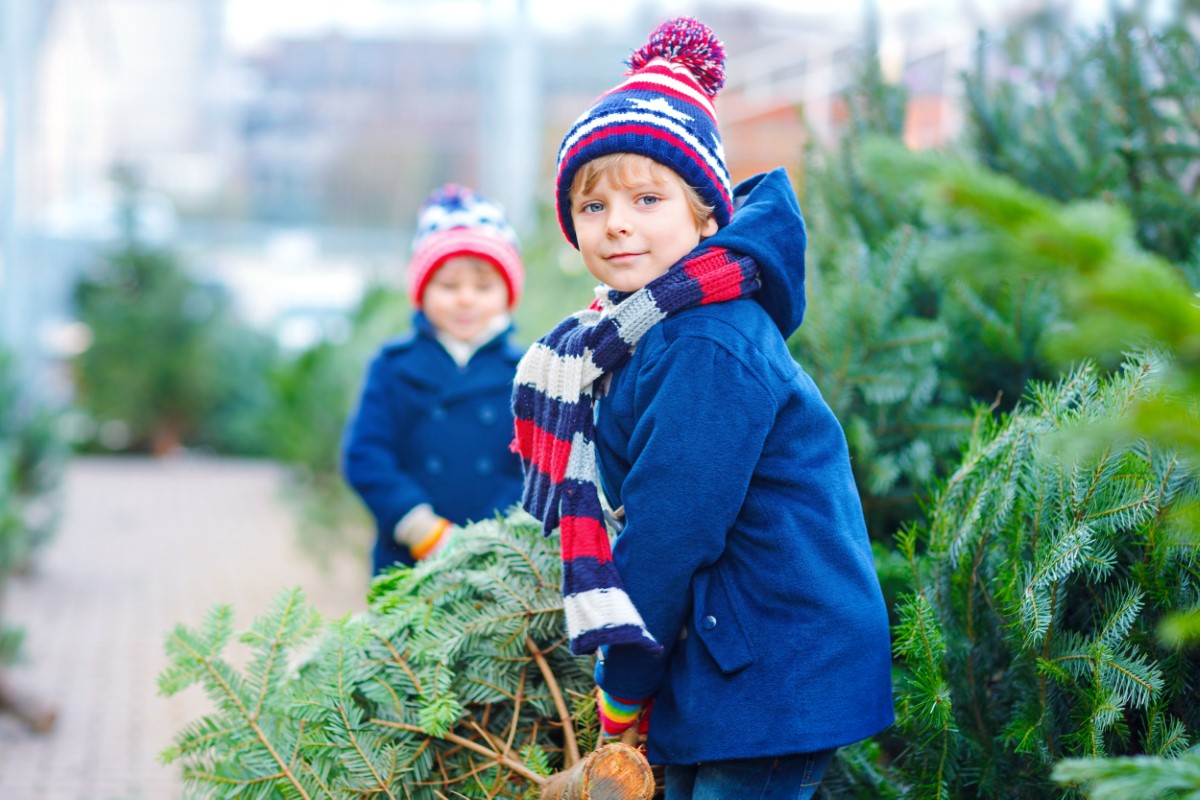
[342,313,525,575]
[593,169,895,764]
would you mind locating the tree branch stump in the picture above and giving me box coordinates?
[540,741,655,800]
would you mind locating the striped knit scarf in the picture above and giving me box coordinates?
[511,246,760,655]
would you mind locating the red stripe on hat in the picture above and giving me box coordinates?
[408,229,524,309]
[683,249,745,304]
[512,418,572,484]
[619,62,718,120]
[560,515,613,563]
[558,123,731,210]
[596,64,716,118]
[598,61,717,112]
[616,79,716,121]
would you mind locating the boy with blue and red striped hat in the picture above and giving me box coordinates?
[511,17,894,797]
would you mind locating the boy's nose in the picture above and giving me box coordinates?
[606,210,632,237]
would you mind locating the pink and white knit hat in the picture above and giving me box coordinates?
[407,184,525,309]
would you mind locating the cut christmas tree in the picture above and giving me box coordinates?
[159,512,660,798]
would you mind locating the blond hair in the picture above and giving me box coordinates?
[569,153,715,229]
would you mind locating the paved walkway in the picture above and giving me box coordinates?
[0,456,368,800]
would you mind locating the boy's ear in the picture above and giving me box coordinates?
[700,216,718,237]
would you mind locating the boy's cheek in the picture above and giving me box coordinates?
[582,262,606,282]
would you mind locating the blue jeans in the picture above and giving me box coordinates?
[664,749,835,800]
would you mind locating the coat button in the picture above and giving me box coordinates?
[475,457,493,475]
[479,405,496,425]
[426,456,443,474]
[430,405,447,421]
[701,615,717,630]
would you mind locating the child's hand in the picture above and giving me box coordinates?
[410,517,453,560]
[395,505,454,560]
[597,689,653,738]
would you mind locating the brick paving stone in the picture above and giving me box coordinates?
[0,456,368,800]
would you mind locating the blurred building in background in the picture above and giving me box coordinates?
[2,0,1112,395]
[35,0,231,226]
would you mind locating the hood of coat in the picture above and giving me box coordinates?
[696,167,807,339]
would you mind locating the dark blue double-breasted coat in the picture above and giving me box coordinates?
[342,314,525,575]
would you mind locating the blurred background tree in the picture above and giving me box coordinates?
[71,169,279,457]
[963,4,1200,273]
[796,0,1199,543]
[258,284,406,565]
[0,348,67,732]
[796,21,1063,555]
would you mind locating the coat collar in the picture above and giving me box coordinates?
[389,312,522,400]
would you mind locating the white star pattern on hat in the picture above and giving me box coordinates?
[711,132,726,163]
[415,202,517,248]
[628,96,693,122]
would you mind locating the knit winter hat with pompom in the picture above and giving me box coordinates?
[407,184,525,309]
[554,17,731,248]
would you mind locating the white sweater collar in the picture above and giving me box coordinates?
[435,313,511,367]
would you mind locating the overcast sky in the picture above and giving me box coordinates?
[222,0,997,51]
[222,0,1144,55]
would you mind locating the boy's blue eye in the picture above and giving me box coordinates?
[637,195,660,206]
[582,201,604,213]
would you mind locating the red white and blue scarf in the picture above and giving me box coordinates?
[511,246,760,655]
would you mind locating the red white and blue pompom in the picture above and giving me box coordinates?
[628,16,727,97]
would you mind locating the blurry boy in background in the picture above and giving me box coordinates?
[343,185,526,576]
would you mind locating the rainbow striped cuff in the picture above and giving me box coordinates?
[597,689,645,736]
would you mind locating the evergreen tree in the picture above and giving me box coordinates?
[795,225,971,554]
[260,285,407,564]
[874,135,1200,799]
[801,4,1200,551]
[1053,747,1200,800]
[0,350,66,731]
[72,172,278,455]
[869,136,1200,462]
[892,356,1199,799]
[161,513,601,798]
[963,4,1200,273]
[797,46,1062,544]
[194,319,280,457]
[0,351,67,571]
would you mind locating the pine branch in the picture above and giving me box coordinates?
[164,514,601,797]
[161,593,318,799]
[526,637,580,768]
[370,718,545,785]
[890,356,1200,794]
[1054,748,1200,799]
